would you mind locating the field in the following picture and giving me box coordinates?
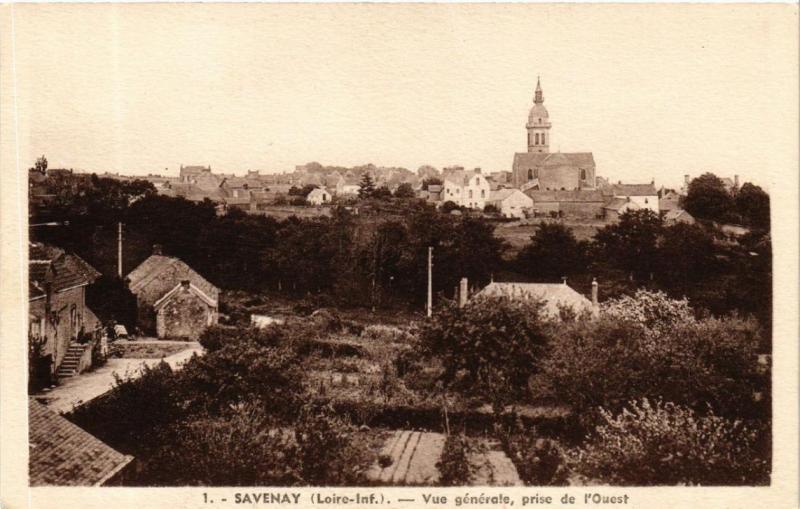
[493,219,604,256]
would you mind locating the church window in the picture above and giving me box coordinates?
[535,133,540,145]
[581,169,586,180]
[541,133,546,145]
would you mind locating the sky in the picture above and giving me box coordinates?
[11,3,798,190]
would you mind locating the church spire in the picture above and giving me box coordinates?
[534,76,544,104]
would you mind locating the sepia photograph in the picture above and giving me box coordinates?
[2,2,797,498]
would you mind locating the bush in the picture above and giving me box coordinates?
[197,325,236,352]
[532,312,766,422]
[437,433,473,486]
[602,289,695,343]
[571,399,770,485]
[419,296,548,410]
[441,201,459,214]
[360,324,414,343]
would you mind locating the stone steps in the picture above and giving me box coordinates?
[56,343,89,379]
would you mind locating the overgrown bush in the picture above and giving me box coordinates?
[419,296,548,410]
[495,414,569,486]
[360,324,414,343]
[532,310,766,421]
[437,433,473,486]
[571,399,770,485]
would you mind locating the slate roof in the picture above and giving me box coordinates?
[513,152,595,170]
[603,183,657,196]
[29,243,99,295]
[29,399,133,486]
[664,209,694,222]
[475,282,593,317]
[127,254,217,298]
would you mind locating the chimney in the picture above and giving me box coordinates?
[734,174,740,188]
[561,276,567,286]
[591,278,599,308]
[684,174,690,184]
[152,244,163,256]
[458,278,469,308]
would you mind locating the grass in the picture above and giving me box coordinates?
[111,342,192,359]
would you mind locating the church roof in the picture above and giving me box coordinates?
[513,152,595,170]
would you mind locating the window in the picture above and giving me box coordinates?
[580,169,586,180]
[528,169,533,180]
[535,133,540,145]
[541,133,546,145]
[534,168,539,178]
[528,133,532,146]
[469,190,473,199]
[481,190,485,198]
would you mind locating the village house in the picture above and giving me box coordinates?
[442,168,491,209]
[126,246,219,340]
[307,188,332,205]
[474,279,598,319]
[29,243,102,381]
[486,188,533,218]
[600,182,659,213]
[664,208,696,225]
[28,399,134,486]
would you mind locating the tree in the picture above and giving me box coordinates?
[30,155,48,174]
[735,183,770,230]
[682,173,735,223]
[517,222,588,281]
[393,183,416,198]
[372,185,392,200]
[593,209,663,281]
[440,200,459,214]
[422,177,443,190]
[358,174,376,199]
[419,296,549,411]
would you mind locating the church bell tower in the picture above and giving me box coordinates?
[526,77,551,153]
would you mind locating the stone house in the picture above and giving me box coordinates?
[307,188,331,205]
[126,246,219,339]
[486,189,533,218]
[601,183,659,213]
[29,243,102,380]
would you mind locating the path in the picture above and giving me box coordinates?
[365,430,522,486]
[34,342,203,414]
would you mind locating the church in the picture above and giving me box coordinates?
[511,79,597,191]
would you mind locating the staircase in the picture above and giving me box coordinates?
[56,342,89,379]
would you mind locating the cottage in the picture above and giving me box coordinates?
[126,246,219,339]
[601,183,659,213]
[486,189,533,218]
[29,243,102,381]
[474,280,597,319]
[307,188,331,205]
[29,399,133,486]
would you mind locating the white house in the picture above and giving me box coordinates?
[486,189,533,218]
[336,176,361,196]
[441,169,491,210]
[603,183,659,213]
[307,188,331,205]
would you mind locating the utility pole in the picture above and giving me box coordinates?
[117,222,123,278]
[426,246,433,318]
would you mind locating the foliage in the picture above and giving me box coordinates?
[682,173,735,223]
[419,296,548,409]
[593,209,663,281]
[517,222,589,281]
[437,433,474,486]
[483,204,500,214]
[372,186,393,200]
[393,183,416,198]
[601,289,695,343]
[86,276,137,330]
[421,177,443,190]
[532,312,767,421]
[30,155,48,174]
[496,415,568,486]
[735,182,770,230]
[440,200,459,214]
[358,173,376,199]
[360,324,414,343]
[28,331,51,393]
[571,399,770,485]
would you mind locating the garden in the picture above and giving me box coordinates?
[66,288,770,486]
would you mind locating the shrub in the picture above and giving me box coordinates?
[441,201,459,214]
[495,414,569,486]
[532,313,766,421]
[419,296,548,410]
[571,399,770,485]
[197,325,236,353]
[437,433,473,486]
[360,324,414,343]
[601,289,695,344]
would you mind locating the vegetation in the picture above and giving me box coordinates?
[437,433,474,486]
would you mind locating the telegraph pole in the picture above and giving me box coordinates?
[117,222,123,278]
[426,246,433,317]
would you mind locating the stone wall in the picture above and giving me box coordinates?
[156,286,214,340]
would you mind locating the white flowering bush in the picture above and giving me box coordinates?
[571,398,769,485]
[602,289,694,344]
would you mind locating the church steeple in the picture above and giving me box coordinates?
[534,76,544,104]
[527,77,551,153]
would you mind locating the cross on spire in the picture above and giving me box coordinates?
[534,76,544,104]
